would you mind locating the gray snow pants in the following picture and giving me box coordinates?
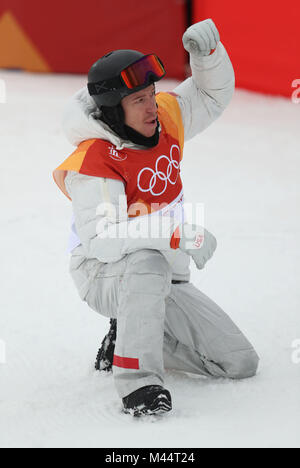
[71,248,259,398]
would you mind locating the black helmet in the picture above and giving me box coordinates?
[87,49,166,108]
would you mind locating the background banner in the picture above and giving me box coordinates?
[193,0,299,97]
[0,0,186,79]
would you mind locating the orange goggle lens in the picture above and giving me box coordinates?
[121,54,165,89]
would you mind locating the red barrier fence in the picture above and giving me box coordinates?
[1,0,299,97]
[0,0,186,79]
[193,0,299,97]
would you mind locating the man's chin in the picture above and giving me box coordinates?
[142,126,157,138]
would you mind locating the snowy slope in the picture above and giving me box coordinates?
[0,70,299,448]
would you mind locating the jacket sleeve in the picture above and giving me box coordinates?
[65,171,181,264]
[174,42,235,141]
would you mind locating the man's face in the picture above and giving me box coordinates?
[121,84,158,138]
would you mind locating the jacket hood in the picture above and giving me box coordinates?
[62,87,149,151]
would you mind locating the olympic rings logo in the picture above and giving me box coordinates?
[137,145,181,197]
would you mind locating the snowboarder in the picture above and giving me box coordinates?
[53,19,259,417]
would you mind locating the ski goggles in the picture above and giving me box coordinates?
[120,54,166,89]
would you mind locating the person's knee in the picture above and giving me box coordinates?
[225,348,259,379]
[124,249,172,295]
[126,249,172,277]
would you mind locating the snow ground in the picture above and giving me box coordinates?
[0,70,299,448]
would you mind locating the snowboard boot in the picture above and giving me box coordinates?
[122,385,172,417]
[95,318,117,372]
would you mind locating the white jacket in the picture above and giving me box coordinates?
[63,43,235,298]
